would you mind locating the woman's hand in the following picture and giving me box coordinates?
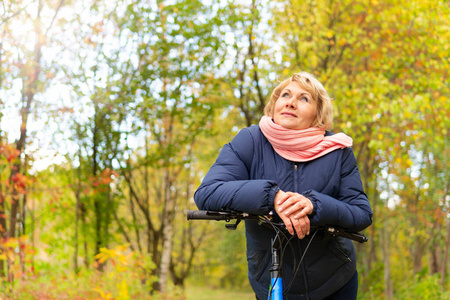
[274,190,314,239]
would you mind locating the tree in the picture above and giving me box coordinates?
[0,0,65,280]
[115,0,230,291]
[269,0,450,296]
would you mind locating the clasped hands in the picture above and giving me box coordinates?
[274,190,314,239]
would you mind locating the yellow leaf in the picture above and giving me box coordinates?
[94,286,112,299]
[3,239,18,249]
[118,279,129,300]
[94,252,109,264]
[118,256,129,266]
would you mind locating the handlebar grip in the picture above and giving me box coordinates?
[326,228,368,243]
[186,210,233,221]
[342,232,368,243]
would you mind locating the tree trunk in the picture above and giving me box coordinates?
[74,187,80,273]
[74,140,82,273]
[412,238,425,273]
[159,218,173,292]
[158,169,174,293]
[382,173,393,300]
[19,155,29,274]
[441,216,450,289]
[440,168,449,289]
[127,168,142,253]
[92,110,105,271]
[0,181,7,278]
[382,211,393,300]
[9,0,44,241]
[0,139,7,280]
[430,243,441,275]
[411,192,426,274]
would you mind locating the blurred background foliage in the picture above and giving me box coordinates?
[0,0,449,299]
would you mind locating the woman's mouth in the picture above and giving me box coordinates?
[281,112,297,118]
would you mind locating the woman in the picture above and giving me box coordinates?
[194,71,372,300]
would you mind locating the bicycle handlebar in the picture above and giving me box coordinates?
[186,210,368,243]
[187,210,255,221]
[323,227,368,243]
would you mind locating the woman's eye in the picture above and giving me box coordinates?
[300,97,309,102]
[281,92,289,98]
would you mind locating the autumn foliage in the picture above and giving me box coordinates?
[0,0,449,299]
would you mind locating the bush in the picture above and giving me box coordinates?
[0,244,158,300]
[395,273,449,300]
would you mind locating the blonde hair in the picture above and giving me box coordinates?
[263,72,333,129]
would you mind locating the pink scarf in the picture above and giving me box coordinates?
[259,116,353,162]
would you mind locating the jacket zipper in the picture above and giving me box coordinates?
[337,246,352,262]
[294,164,309,298]
[294,163,298,191]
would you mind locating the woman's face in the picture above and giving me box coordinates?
[273,82,318,130]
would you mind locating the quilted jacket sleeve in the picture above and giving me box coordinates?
[194,128,279,215]
[305,147,373,232]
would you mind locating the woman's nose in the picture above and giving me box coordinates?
[286,97,296,108]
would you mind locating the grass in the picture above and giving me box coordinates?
[185,285,255,300]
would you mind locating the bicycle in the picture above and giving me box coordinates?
[186,210,368,300]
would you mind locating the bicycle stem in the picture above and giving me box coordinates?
[269,237,284,300]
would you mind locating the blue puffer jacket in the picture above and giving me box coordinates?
[194,125,373,300]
